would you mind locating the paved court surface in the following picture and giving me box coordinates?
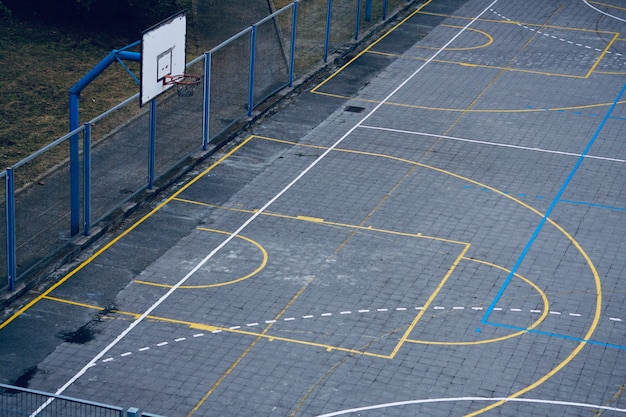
[1,0,626,416]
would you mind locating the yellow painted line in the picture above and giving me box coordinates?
[0,135,256,330]
[406,257,550,346]
[134,227,268,289]
[366,50,588,78]
[43,296,106,311]
[296,215,324,223]
[416,25,493,51]
[418,10,619,34]
[187,275,316,416]
[590,0,626,12]
[389,243,471,358]
[584,30,620,78]
[310,0,433,93]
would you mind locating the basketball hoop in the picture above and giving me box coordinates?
[163,74,202,97]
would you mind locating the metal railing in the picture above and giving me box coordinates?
[0,383,125,417]
[1,0,418,294]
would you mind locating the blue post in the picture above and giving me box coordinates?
[68,43,141,236]
[383,0,388,20]
[202,52,211,150]
[289,2,298,86]
[83,123,91,236]
[248,25,257,117]
[324,0,332,63]
[148,100,156,190]
[355,0,362,40]
[69,92,81,236]
[365,0,372,21]
[6,168,15,292]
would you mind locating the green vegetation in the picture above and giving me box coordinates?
[0,0,268,170]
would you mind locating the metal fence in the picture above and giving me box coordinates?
[0,383,168,417]
[1,0,417,294]
[0,383,125,417]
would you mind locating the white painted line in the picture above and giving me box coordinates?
[247,322,260,326]
[302,315,314,319]
[102,358,114,363]
[192,333,204,338]
[550,311,562,315]
[31,2,501,412]
[315,396,626,416]
[138,347,150,352]
[340,311,352,315]
[283,318,295,321]
[569,313,581,317]
[265,320,277,324]
[121,352,132,357]
[610,317,622,322]
[358,309,370,313]
[358,125,626,163]
[157,342,168,346]
[321,313,333,317]
[583,0,626,23]
[174,337,186,342]
[377,308,388,312]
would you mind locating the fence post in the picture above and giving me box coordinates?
[289,1,298,86]
[383,0,388,20]
[248,24,257,117]
[126,407,140,417]
[365,0,372,21]
[6,168,15,292]
[69,94,81,237]
[148,99,156,190]
[355,0,362,40]
[202,52,211,150]
[324,0,332,63]
[83,123,91,236]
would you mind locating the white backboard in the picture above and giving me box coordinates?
[141,10,187,106]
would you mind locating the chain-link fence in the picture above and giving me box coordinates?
[1,0,419,295]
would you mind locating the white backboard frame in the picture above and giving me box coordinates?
[141,10,187,106]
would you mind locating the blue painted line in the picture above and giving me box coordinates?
[477,83,626,333]
[481,320,626,351]
[559,199,626,212]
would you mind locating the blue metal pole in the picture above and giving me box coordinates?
[83,123,91,236]
[383,0,388,20]
[69,134,80,236]
[202,52,211,150]
[324,0,332,63]
[365,0,372,21]
[69,92,81,236]
[148,100,156,190]
[6,168,15,292]
[355,0,362,40]
[289,2,298,86]
[248,25,257,117]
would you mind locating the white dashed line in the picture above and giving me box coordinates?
[490,8,622,59]
[99,304,623,364]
